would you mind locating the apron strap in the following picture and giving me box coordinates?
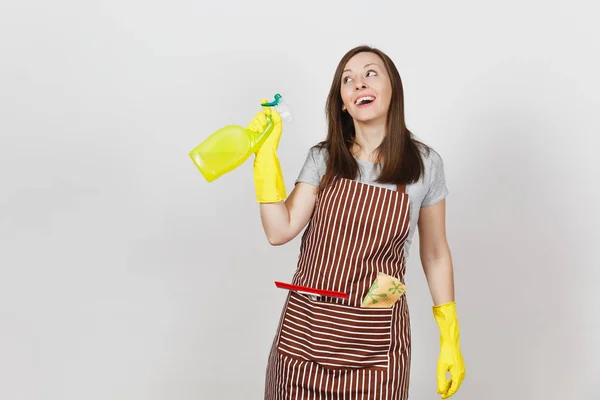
[397,183,406,193]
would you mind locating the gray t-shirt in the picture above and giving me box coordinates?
[294,145,449,260]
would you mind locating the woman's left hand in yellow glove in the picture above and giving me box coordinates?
[433,301,466,398]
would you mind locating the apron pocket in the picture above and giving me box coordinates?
[276,291,394,370]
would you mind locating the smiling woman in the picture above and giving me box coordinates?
[341,56,392,124]
[315,47,429,193]
[245,45,466,399]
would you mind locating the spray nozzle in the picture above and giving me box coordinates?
[261,93,294,123]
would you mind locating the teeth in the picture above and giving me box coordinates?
[355,96,375,105]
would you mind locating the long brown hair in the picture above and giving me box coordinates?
[316,45,432,192]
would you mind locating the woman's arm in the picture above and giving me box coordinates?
[260,182,317,246]
[418,198,466,399]
[417,199,455,305]
[247,101,318,246]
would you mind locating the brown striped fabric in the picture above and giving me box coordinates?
[265,177,412,399]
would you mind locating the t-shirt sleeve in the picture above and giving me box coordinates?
[295,146,325,187]
[421,150,449,207]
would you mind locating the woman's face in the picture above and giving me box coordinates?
[340,52,392,124]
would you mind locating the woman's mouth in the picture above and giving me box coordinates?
[354,95,376,108]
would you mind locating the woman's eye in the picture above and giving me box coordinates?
[343,76,352,83]
[366,70,377,77]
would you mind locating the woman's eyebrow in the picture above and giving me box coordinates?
[343,63,379,73]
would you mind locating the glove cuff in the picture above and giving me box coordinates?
[253,150,287,203]
[432,301,460,342]
[432,301,457,319]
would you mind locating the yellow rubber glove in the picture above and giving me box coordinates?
[433,301,466,398]
[246,98,286,203]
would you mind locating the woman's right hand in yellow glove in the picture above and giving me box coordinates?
[250,100,319,246]
[246,99,286,203]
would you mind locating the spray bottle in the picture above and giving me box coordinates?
[189,93,293,182]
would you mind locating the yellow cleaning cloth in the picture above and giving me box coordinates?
[361,272,407,308]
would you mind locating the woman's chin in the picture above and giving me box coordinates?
[352,112,387,124]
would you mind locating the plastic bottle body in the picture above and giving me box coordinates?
[189,116,273,182]
[189,94,291,182]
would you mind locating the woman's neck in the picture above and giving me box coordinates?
[351,120,386,162]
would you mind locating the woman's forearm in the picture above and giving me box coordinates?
[260,202,292,245]
[257,182,318,246]
[421,254,455,306]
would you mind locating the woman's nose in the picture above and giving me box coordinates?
[355,80,368,90]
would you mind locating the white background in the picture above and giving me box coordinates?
[1,1,598,399]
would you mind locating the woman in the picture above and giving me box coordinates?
[248,45,466,399]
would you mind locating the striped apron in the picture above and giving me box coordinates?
[265,177,412,399]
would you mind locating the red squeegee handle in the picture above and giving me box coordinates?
[274,281,349,299]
